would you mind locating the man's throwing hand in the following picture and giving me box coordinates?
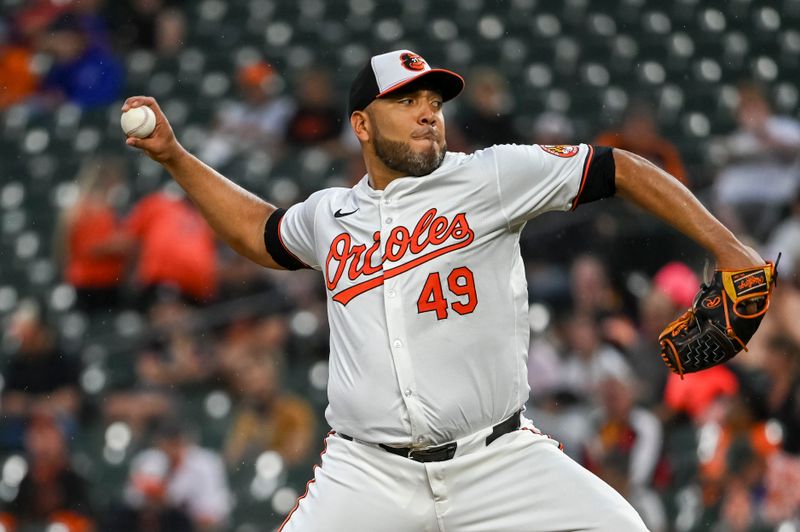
[121,96,184,164]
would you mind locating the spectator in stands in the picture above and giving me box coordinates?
[98,184,218,306]
[760,335,800,454]
[66,0,113,50]
[107,0,186,56]
[595,98,688,186]
[104,292,212,436]
[36,14,124,108]
[714,82,800,240]
[135,294,215,388]
[569,254,622,317]
[764,191,800,283]
[11,0,71,42]
[762,452,800,526]
[224,356,316,467]
[530,111,576,146]
[0,27,39,109]
[0,408,94,532]
[559,313,634,402]
[662,365,740,424]
[1,300,82,450]
[54,155,128,313]
[284,67,344,150]
[764,250,800,351]
[526,333,595,460]
[452,67,522,151]
[12,0,108,47]
[199,60,294,168]
[700,393,780,527]
[617,262,699,406]
[584,376,666,532]
[122,420,231,532]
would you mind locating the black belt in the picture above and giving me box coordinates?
[340,409,521,463]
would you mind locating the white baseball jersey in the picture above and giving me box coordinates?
[275,143,597,447]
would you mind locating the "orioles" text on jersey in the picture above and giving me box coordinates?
[325,208,474,305]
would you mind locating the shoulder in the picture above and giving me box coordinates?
[291,186,350,212]
[439,146,507,170]
[468,143,586,173]
[471,143,575,160]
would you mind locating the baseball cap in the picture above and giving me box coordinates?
[349,50,464,115]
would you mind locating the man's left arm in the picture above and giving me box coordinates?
[612,149,764,270]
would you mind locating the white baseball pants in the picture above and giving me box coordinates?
[280,416,649,531]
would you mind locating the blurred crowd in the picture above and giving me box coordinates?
[2,0,800,531]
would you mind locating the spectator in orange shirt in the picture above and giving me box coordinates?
[662,364,740,423]
[0,40,38,110]
[100,185,218,306]
[127,188,217,304]
[699,393,780,516]
[595,99,689,187]
[54,156,127,312]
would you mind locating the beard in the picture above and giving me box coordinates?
[371,126,447,177]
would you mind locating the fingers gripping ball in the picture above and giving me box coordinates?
[121,106,156,138]
[658,261,778,378]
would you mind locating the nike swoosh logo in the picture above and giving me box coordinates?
[334,208,359,218]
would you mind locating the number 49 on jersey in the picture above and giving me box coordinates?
[416,267,477,320]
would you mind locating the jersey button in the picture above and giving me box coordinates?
[393,339,403,348]
[385,217,393,224]
[416,436,425,444]
[387,289,396,298]
[404,388,413,397]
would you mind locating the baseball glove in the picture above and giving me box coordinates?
[659,260,778,377]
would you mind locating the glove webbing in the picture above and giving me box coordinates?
[659,291,749,380]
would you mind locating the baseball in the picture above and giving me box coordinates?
[120,106,156,138]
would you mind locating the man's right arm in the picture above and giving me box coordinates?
[122,96,283,269]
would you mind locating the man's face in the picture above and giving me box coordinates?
[366,88,447,177]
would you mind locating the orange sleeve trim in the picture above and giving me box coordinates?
[570,144,595,211]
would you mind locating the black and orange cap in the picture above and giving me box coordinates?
[348,49,465,115]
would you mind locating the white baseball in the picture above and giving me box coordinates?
[120,106,157,138]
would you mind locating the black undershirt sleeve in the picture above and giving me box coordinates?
[263,208,310,270]
[572,146,616,209]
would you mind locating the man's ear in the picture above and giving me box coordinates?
[350,111,370,143]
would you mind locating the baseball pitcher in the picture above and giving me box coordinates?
[123,50,773,531]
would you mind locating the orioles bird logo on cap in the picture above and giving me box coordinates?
[400,52,426,71]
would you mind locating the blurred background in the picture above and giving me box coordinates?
[1,0,799,530]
